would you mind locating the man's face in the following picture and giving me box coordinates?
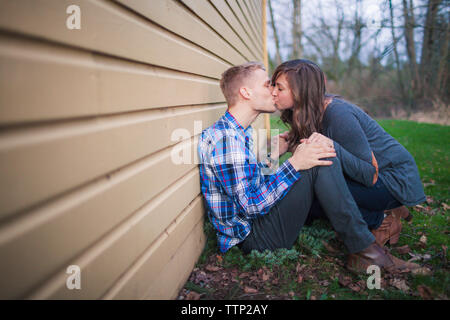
[246,68,277,113]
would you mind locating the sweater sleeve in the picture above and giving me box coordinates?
[325,108,377,187]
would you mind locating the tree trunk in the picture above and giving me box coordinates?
[347,0,363,76]
[420,0,442,97]
[292,0,302,59]
[402,0,422,99]
[389,0,406,100]
[268,0,282,65]
[436,20,449,97]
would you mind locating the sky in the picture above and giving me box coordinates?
[266,0,414,64]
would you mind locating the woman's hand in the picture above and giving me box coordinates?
[301,132,334,148]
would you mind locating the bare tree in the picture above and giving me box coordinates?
[268,0,282,65]
[292,0,302,59]
[346,0,365,76]
[402,0,422,99]
[389,0,407,99]
[420,0,443,97]
[436,7,449,97]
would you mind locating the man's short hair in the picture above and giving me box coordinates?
[219,61,265,107]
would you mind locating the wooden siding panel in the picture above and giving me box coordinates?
[0,140,197,299]
[26,172,202,299]
[101,197,205,300]
[142,218,205,300]
[0,0,265,300]
[0,0,229,78]
[239,0,263,44]
[227,0,263,54]
[114,0,246,65]
[0,102,225,218]
[210,0,262,60]
[180,0,257,61]
[0,34,224,124]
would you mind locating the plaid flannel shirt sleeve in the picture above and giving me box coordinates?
[208,134,300,218]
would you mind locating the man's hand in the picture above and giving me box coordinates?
[288,140,336,171]
[300,132,334,148]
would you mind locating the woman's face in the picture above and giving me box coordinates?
[272,73,295,110]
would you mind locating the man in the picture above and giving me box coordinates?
[197,62,400,273]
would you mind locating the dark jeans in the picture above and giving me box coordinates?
[306,177,402,230]
[238,157,375,254]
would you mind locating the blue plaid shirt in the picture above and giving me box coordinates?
[198,111,301,252]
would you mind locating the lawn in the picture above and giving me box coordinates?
[178,117,449,300]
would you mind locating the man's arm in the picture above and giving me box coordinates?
[207,135,300,217]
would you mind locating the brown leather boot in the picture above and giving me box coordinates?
[389,205,413,222]
[381,247,421,272]
[346,242,397,274]
[371,211,403,246]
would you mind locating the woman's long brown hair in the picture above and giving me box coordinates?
[272,59,331,152]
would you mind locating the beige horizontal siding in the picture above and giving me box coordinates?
[0,33,224,124]
[180,0,259,61]
[102,196,205,300]
[0,101,225,218]
[113,0,247,65]
[0,0,230,79]
[210,0,262,60]
[0,0,265,299]
[226,0,263,54]
[239,0,263,45]
[26,172,203,299]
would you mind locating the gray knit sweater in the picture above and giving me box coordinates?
[321,99,426,206]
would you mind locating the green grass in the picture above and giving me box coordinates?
[181,118,449,300]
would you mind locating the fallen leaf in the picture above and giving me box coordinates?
[390,279,410,292]
[186,291,201,300]
[422,180,435,188]
[239,272,250,279]
[419,235,427,245]
[349,283,361,292]
[417,285,433,300]
[262,273,270,281]
[415,205,426,212]
[243,286,258,294]
[249,275,258,282]
[297,274,303,284]
[394,245,411,254]
[442,203,449,211]
[318,280,329,287]
[322,240,339,253]
[408,252,431,262]
[411,267,432,275]
[205,264,221,272]
[338,276,352,287]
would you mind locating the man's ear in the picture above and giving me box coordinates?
[239,87,251,100]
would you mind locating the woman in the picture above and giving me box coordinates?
[271,59,426,246]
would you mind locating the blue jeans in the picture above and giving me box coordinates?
[307,177,402,230]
